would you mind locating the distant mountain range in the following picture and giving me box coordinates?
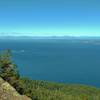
[0,33,100,39]
[1,35,100,45]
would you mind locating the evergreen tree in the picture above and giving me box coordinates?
[0,50,19,81]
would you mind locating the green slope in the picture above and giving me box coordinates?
[19,79,100,100]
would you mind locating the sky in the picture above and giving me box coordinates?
[0,0,100,36]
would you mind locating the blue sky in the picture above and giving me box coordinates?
[0,0,100,36]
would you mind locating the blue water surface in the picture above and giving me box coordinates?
[0,39,100,87]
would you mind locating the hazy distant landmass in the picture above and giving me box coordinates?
[0,33,100,39]
[0,34,100,39]
[1,34,100,45]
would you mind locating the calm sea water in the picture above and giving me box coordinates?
[0,39,100,87]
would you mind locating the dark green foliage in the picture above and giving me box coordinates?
[0,50,19,82]
[0,50,100,100]
[0,50,22,93]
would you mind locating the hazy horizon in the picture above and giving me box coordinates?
[0,33,100,37]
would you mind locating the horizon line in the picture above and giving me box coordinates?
[0,35,100,38]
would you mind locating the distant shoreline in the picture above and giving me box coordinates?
[0,36,100,39]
